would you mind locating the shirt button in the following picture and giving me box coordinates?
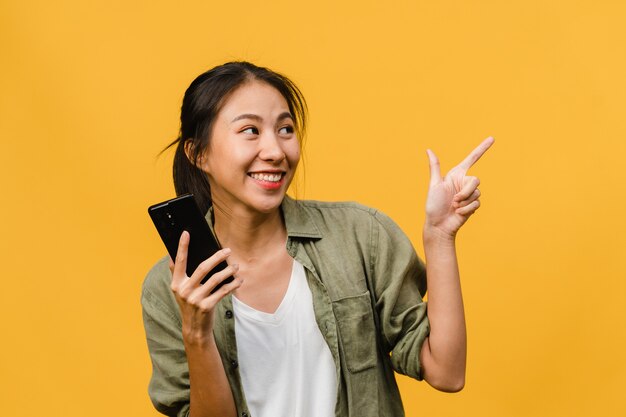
[225,310,233,319]
[231,360,238,369]
[241,412,249,417]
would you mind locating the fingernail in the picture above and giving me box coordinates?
[232,263,239,269]
[222,248,231,255]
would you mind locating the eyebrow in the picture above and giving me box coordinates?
[230,112,294,124]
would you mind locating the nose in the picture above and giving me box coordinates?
[258,131,286,162]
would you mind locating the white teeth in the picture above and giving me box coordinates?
[250,173,282,182]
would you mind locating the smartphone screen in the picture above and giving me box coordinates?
[148,194,232,290]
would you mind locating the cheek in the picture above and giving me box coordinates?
[206,143,252,172]
[286,142,301,168]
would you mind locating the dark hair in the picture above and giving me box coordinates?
[164,61,308,215]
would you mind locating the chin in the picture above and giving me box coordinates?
[248,195,285,214]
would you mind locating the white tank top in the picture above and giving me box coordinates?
[232,260,337,417]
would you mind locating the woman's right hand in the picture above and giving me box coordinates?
[169,230,243,347]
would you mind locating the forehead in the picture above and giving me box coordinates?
[218,80,290,119]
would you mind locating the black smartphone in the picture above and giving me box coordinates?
[148,194,233,290]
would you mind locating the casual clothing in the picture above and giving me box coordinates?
[141,196,430,417]
[233,259,337,417]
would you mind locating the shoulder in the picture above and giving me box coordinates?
[289,198,401,235]
[289,198,388,224]
[289,199,417,269]
[142,256,172,293]
[294,199,375,214]
[284,197,412,258]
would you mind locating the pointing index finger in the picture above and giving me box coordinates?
[458,136,495,171]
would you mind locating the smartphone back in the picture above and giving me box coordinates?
[148,194,230,287]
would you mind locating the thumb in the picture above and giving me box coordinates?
[426,149,442,187]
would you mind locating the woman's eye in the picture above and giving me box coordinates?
[278,126,294,135]
[242,127,259,135]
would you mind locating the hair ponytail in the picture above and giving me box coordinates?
[171,136,213,215]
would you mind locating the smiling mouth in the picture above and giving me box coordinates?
[248,172,285,183]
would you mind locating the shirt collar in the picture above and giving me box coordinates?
[281,195,322,239]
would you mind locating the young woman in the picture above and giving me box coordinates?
[142,61,493,417]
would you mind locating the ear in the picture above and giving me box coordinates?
[183,139,195,163]
[184,140,209,172]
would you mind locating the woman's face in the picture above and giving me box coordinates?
[198,80,301,215]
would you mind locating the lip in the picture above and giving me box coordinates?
[247,169,286,174]
[247,171,286,190]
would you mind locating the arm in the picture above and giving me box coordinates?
[185,338,235,417]
[420,228,466,392]
[419,137,494,392]
[169,231,243,417]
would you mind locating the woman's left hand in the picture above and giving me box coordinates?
[424,137,494,238]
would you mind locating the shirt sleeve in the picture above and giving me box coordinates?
[369,210,430,380]
[141,258,191,417]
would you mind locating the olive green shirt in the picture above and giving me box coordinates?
[141,197,430,417]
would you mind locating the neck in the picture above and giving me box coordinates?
[212,199,287,257]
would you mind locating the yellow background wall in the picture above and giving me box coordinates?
[1,1,624,416]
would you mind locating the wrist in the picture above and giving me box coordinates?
[183,328,217,350]
[423,224,456,248]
